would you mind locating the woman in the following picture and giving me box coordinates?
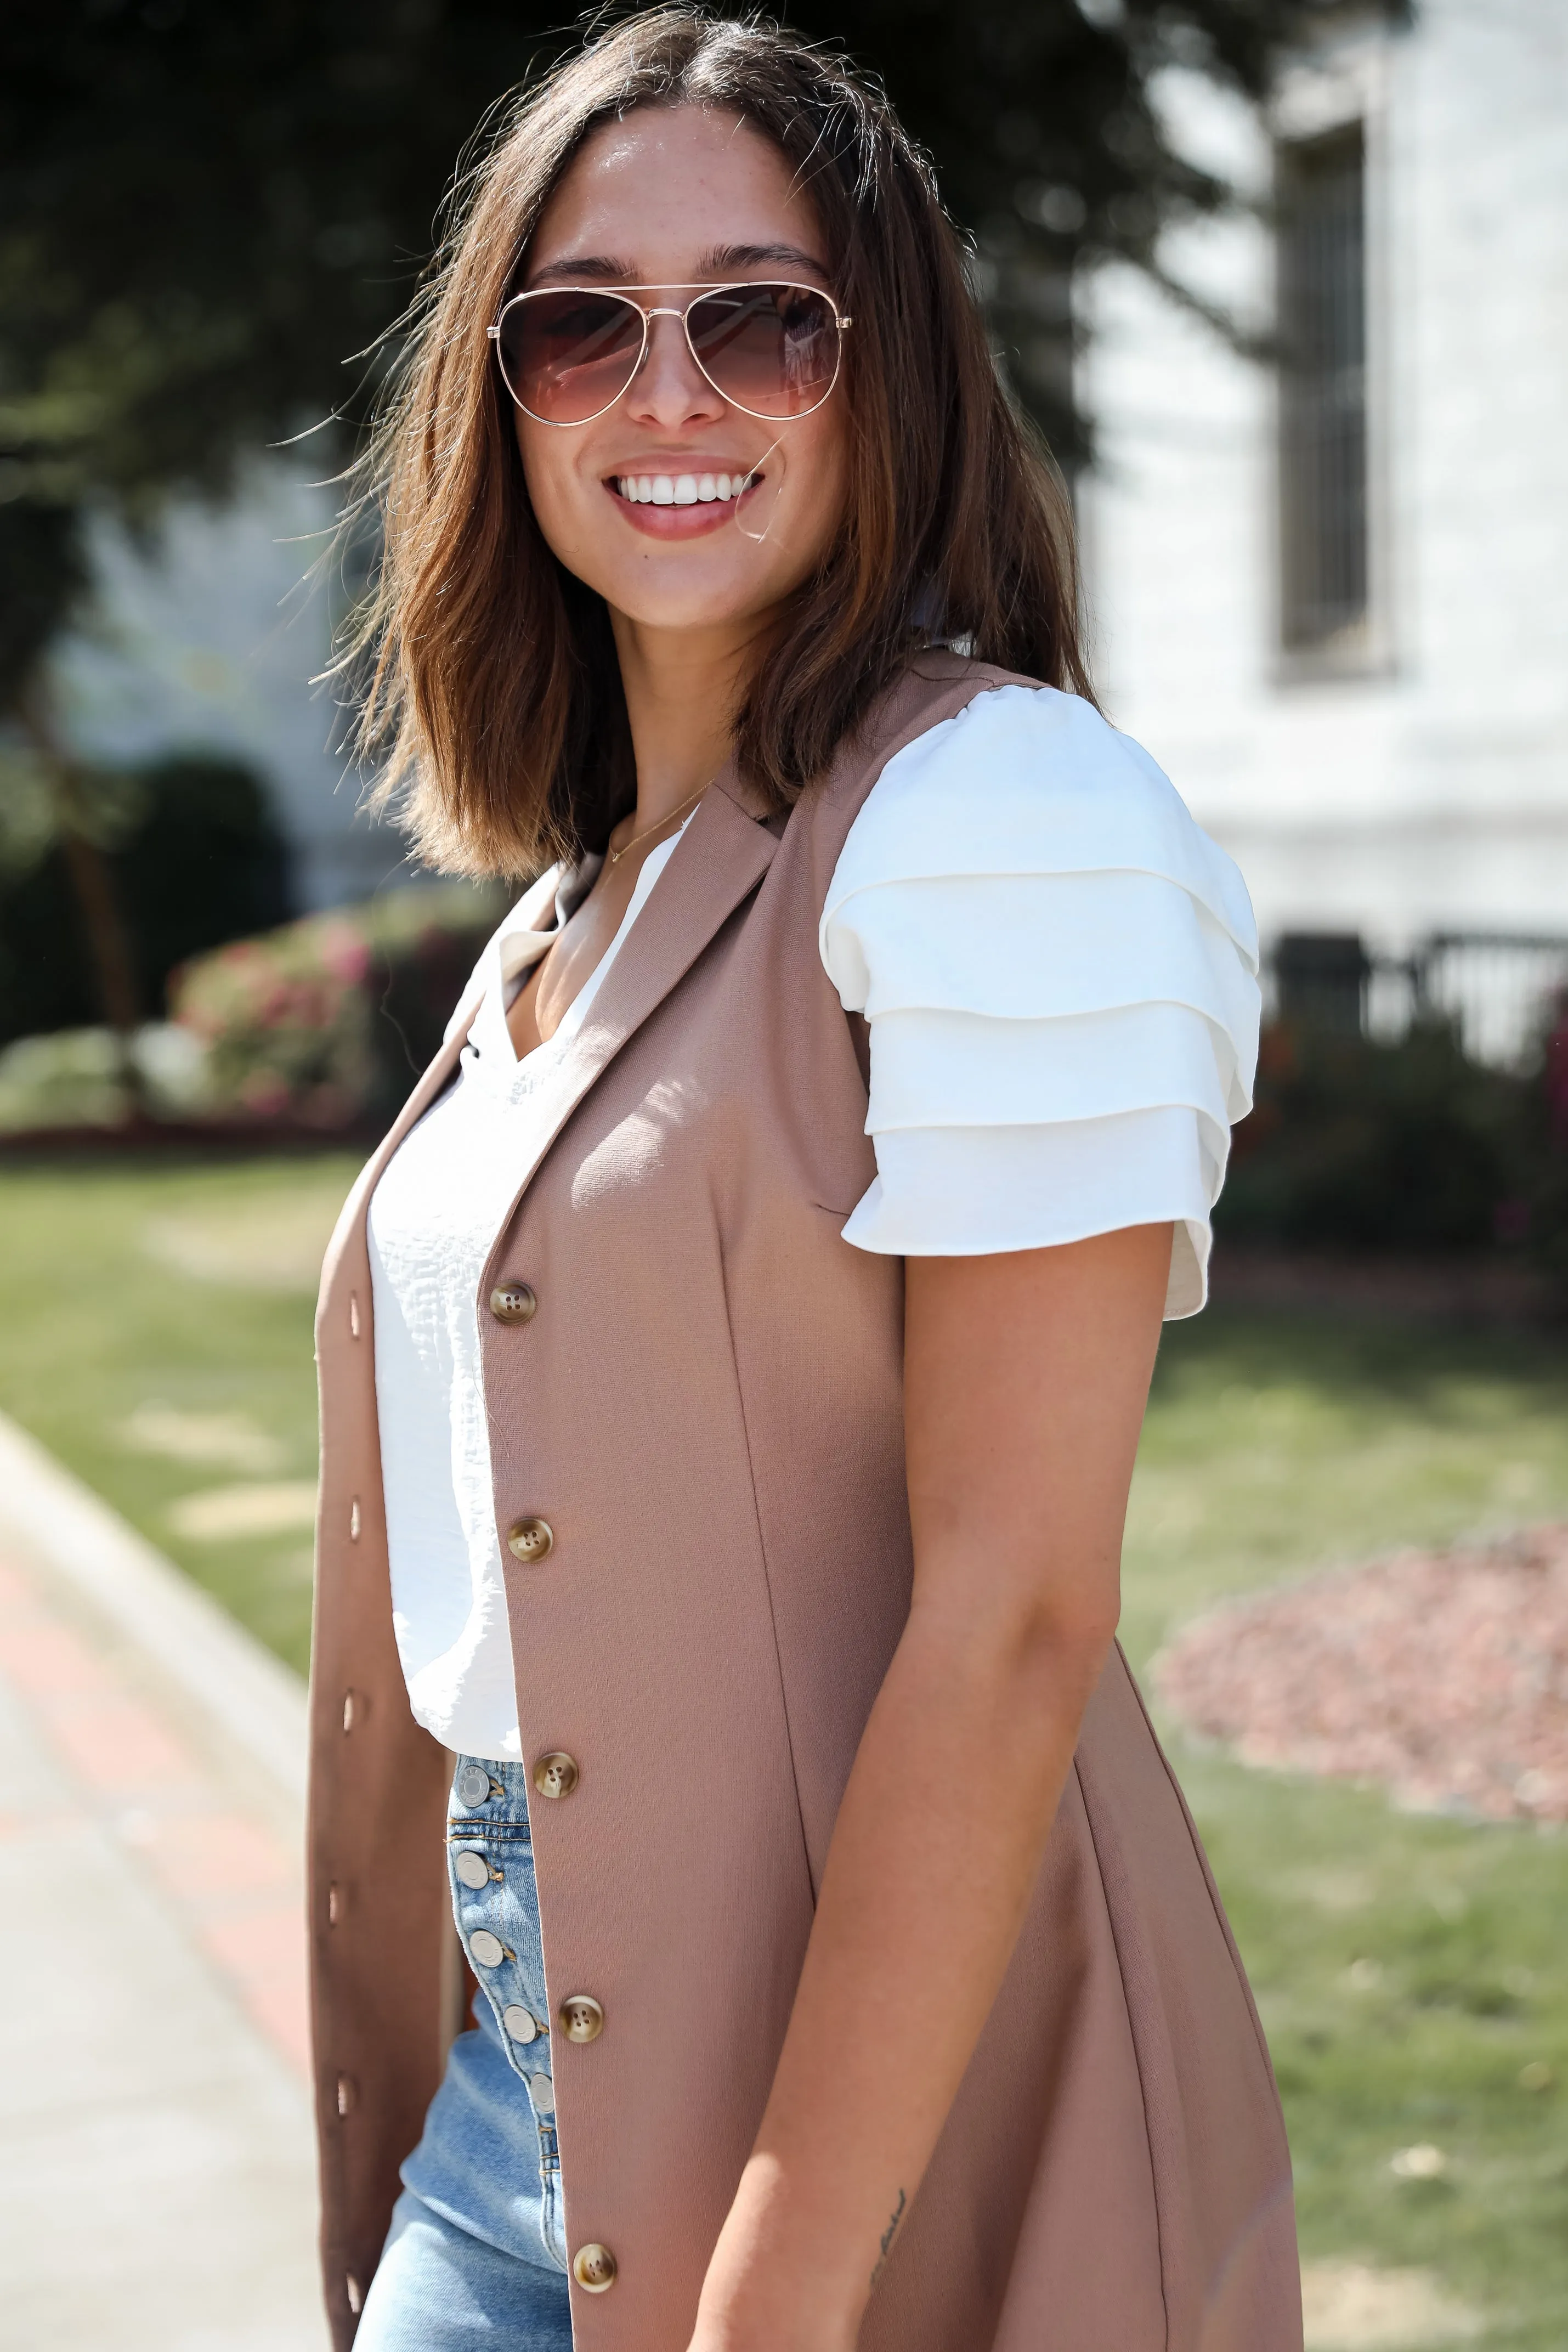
[310,13,1299,2351]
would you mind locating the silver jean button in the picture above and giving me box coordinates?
[456,1763,493,1807]
[454,1850,491,1889]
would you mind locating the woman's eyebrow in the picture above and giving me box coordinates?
[528,253,637,286]
[696,241,828,278]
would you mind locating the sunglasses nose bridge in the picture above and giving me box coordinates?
[622,304,727,417]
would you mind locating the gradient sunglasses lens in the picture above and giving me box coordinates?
[497,290,646,423]
[688,284,841,416]
[495,283,844,423]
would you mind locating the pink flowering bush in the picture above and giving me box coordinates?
[171,884,506,1131]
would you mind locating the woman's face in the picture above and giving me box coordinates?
[512,105,852,640]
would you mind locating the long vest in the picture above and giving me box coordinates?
[308,653,1302,2352]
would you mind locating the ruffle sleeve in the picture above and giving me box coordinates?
[818,683,1260,1318]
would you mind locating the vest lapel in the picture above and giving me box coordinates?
[319,770,777,1314]
[317,863,570,1310]
[483,767,779,1222]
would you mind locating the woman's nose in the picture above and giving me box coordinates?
[624,309,726,427]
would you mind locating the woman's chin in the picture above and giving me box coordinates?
[599,556,790,636]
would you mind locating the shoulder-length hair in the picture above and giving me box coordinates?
[350,7,1092,880]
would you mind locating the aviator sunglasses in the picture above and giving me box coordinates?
[488,280,853,426]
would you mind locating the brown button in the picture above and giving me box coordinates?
[507,1517,553,1564]
[573,2243,617,2293]
[533,1751,579,1801]
[560,1993,604,2044]
[490,1281,537,1325]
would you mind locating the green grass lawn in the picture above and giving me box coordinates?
[0,1150,360,1673]
[2,1151,1567,2343]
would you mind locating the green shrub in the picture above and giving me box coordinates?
[0,753,293,1046]
[1220,1014,1566,1267]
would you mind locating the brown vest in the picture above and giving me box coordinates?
[309,653,1301,2351]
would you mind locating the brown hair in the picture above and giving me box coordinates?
[350,7,1093,880]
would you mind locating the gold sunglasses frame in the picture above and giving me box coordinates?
[487,280,854,427]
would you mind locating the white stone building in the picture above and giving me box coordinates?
[1080,0,1568,1058]
[55,457,401,914]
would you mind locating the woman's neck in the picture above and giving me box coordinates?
[609,607,767,832]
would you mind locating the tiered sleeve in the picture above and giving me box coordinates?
[818,684,1260,1318]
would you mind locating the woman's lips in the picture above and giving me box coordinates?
[603,473,763,539]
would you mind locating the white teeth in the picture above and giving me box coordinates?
[613,471,755,505]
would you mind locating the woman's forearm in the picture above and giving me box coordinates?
[692,1584,1115,2348]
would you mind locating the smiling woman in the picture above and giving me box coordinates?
[314,14,1296,2352]
[347,21,1086,885]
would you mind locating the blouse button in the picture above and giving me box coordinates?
[533,1751,579,1801]
[507,1517,554,1564]
[573,2242,617,2293]
[490,1281,537,1325]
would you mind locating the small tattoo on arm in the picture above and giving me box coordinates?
[869,2187,907,2289]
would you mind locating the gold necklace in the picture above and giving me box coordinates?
[605,783,707,867]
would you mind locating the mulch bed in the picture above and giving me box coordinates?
[1154,1524,1568,1822]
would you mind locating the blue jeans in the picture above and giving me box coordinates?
[354,1758,574,2351]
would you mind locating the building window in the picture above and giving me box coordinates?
[1277,123,1368,657]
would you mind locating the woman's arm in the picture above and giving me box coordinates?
[689,1223,1173,2352]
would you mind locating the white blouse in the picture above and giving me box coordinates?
[367,685,1259,1761]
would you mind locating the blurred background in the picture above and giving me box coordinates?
[0,5,1565,2350]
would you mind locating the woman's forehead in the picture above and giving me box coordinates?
[528,105,826,283]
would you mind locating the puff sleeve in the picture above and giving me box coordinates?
[818,684,1260,1318]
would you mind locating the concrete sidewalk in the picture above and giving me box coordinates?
[0,1415,329,2351]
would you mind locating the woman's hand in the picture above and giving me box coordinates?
[690,1226,1173,2347]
